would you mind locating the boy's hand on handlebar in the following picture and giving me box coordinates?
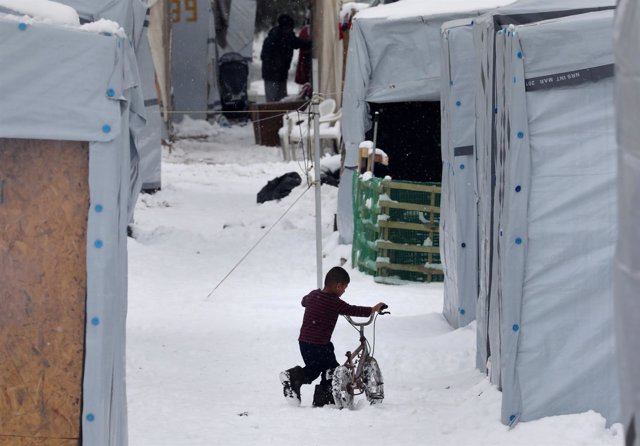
[372,302,388,313]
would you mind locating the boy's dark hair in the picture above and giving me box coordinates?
[324,266,350,286]
[277,14,295,28]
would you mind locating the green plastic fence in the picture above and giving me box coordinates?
[352,174,443,283]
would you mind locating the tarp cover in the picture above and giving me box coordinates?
[613,0,640,443]
[440,18,478,330]
[337,0,513,244]
[0,12,143,445]
[490,9,619,426]
[471,0,616,381]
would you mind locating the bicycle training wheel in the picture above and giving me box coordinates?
[332,365,354,410]
[363,357,384,404]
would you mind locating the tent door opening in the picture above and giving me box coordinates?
[365,102,441,182]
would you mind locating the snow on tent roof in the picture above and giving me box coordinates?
[613,0,640,440]
[0,0,79,25]
[356,0,515,20]
[488,9,620,426]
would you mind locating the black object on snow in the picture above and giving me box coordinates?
[257,171,302,203]
[320,169,340,187]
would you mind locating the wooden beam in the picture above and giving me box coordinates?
[376,240,440,254]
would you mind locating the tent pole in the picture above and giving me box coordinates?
[312,93,323,289]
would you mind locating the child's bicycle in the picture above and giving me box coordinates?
[332,304,389,409]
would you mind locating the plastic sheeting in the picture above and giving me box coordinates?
[488,10,620,426]
[471,0,616,381]
[60,0,162,193]
[337,0,513,244]
[440,18,478,330]
[171,0,255,122]
[614,1,640,443]
[0,13,143,445]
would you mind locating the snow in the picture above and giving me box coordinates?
[340,2,371,23]
[79,19,126,38]
[127,122,623,445]
[356,0,516,20]
[0,0,79,25]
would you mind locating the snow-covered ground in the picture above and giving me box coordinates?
[127,122,623,445]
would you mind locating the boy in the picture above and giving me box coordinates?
[280,266,386,406]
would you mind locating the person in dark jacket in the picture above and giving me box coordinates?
[260,14,312,102]
[279,266,386,406]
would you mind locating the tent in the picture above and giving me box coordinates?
[0,3,143,444]
[471,0,616,387]
[480,8,620,425]
[613,0,640,442]
[171,0,256,122]
[440,18,479,330]
[336,0,514,244]
[312,0,345,107]
[59,0,163,193]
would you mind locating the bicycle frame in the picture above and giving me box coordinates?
[341,313,377,396]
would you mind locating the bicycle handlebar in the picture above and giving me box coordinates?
[344,306,390,327]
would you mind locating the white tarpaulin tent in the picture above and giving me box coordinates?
[471,0,616,386]
[613,0,640,443]
[59,0,163,193]
[337,0,514,244]
[171,0,256,123]
[0,3,144,443]
[485,9,620,426]
[440,18,480,330]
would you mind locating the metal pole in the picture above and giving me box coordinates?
[313,96,323,289]
[369,111,380,174]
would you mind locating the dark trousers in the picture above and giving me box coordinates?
[264,80,287,102]
[299,341,340,385]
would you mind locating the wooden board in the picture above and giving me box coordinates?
[0,139,88,444]
[0,438,78,446]
[376,240,440,254]
[378,220,439,233]
[378,199,439,213]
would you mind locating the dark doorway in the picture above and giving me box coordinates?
[365,101,441,183]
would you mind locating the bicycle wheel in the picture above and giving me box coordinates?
[363,357,384,404]
[332,365,354,409]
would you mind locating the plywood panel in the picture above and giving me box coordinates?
[0,437,78,446]
[0,139,88,443]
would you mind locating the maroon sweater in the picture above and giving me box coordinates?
[298,289,372,345]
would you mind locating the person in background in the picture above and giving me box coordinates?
[260,14,312,102]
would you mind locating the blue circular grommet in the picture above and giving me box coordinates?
[94,240,104,249]
[515,237,522,245]
[461,242,466,248]
[512,324,519,332]
[513,76,516,84]
[107,88,115,98]
[494,107,498,114]
[95,204,103,213]
[456,100,461,107]
[517,131,524,139]
[460,164,465,170]
[18,23,27,31]
[91,317,100,326]
[515,185,521,193]
[102,124,111,134]
[509,414,516,422]
[517,51,523,59]
[450,80,454,86]
[102,32,112,37]
[86,413,95,422]
[459,308,466,315]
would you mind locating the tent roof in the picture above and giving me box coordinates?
[356,0,516,20]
